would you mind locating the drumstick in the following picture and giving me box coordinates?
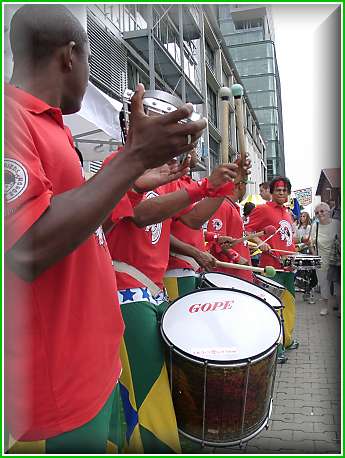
[270,248,298,255]
[231,84,246,170]
[228,225,276,245]
[215,261,278,278]
[256,227,280,248]
[219,87,231,164]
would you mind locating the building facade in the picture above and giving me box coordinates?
[217,5,285,181]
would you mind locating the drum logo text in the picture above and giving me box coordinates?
[189,300,234,313]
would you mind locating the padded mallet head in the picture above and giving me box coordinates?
[231,84,244,98]
[219,86,231,101]
[264,266,276,278]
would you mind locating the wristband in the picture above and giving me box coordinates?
[226,249,240,263]
[204,231,219,243]
[186,178,236,204]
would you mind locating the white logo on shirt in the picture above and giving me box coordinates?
[279,219,293,246]
[145,191,162,245]
[4,158,29,203]
[212,218,223,231]
[95,226,106,246]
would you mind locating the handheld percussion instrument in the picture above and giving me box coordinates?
[161,288,281,446]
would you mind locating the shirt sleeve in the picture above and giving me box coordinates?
[206,203,228,236]
[4,106,53,251]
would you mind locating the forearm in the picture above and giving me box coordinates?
[6,149,145,281]
[170,235,200,258]
[179,197,224,229]
[132,189,191,227]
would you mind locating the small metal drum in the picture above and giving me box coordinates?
[161,288,281,446]
[253,274,286,302]
[282,254,322,271]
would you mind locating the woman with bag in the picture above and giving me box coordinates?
[310,203,341,316]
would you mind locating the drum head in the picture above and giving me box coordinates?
[254,274,285,290]
[203,272,282,310]
[162,288,281,363]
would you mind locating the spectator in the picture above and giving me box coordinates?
[259,181,271,202]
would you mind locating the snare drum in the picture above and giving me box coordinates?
[254,274,286,302]
[282,254,322,271]
[200,272,283,312]
[161,288,281,446]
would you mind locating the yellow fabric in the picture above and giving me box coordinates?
[8,437,46,454]
[281,289,296,347]
[138,364,181,453]
[120,341,145,454]
[163,277,179,301]
[106,440,118,454]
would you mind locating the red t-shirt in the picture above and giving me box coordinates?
[4,85,124,441]
[168,176,206,271]
[245,201,296,268]
[207,199,253,282]
[106,181,187,290]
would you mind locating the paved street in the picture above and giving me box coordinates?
[204,290,341,455]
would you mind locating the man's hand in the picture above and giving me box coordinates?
[208,163,238,188]
[134,157,191,192]
[217,235,237,249]
[193,251,217,271]
[260,242,271,253]
[125,84,207,169]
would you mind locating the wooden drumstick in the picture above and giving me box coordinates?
[227,225,277,246]
[215,261,280,277]
[256,227,280,249]
[231,84,247,183]
[270,248,298,255]
[219,87,232,164]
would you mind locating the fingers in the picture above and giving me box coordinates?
[160,103,194,125]
[129,84,146,120]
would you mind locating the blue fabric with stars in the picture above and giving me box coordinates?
[118,287,167,305]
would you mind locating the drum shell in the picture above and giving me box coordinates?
[165,344,277,445]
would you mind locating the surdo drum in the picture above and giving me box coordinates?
[282,253,322,271]
[161,288,281,446]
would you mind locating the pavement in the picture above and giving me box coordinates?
[200,290,342,455]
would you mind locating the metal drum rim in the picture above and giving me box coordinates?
[161,287,281,365]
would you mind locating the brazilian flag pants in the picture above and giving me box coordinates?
[274,272,296,348]
[119,300,181,454]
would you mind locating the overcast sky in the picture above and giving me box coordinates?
[271,3,341,197]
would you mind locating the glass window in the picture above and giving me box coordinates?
[259,125,278,142]
[255,108,278,124]
[222,70,228,87]
[225,30,264,45]
[247,90,277,108]
[230,42,274,60]
[219,21,236,34]
[209,136,220,170]
[235,57,275,76]
[205,41,215,72]
[207,85,218,128]
[242,75,276,92]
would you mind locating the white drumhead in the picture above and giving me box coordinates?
[255,274,285,290]
[162,288,281,362]
[203,272,282,310]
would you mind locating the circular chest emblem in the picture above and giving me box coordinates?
[212,218,223,231]
[279,219,293,246]
[145,191,162,245]
[4,159,29,203]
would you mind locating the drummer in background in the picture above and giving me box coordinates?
[259,181,272,202]
[164,149,248,301]
[246,176,299,364]
[207,180,254,282]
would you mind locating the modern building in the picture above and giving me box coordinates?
[217,5,285,181]
[4,4,267,193]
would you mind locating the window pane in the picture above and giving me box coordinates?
[235,58,275,76]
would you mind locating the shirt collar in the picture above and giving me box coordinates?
[5,83,64,127]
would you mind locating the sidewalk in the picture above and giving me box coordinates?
[207,291,342,454]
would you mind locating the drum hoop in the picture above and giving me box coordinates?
[161,287,281,365]
[200,271,284,306]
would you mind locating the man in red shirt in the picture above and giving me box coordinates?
[246,177,299,363]
[207,181,253,282]
[4,5,207,454]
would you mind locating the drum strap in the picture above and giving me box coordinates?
[170,252,200,272]
[112,261,161,297]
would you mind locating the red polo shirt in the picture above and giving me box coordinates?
[168,176,206,271]
[4,85,124,441]
[245,201,296,268]
[207,199,253,282]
